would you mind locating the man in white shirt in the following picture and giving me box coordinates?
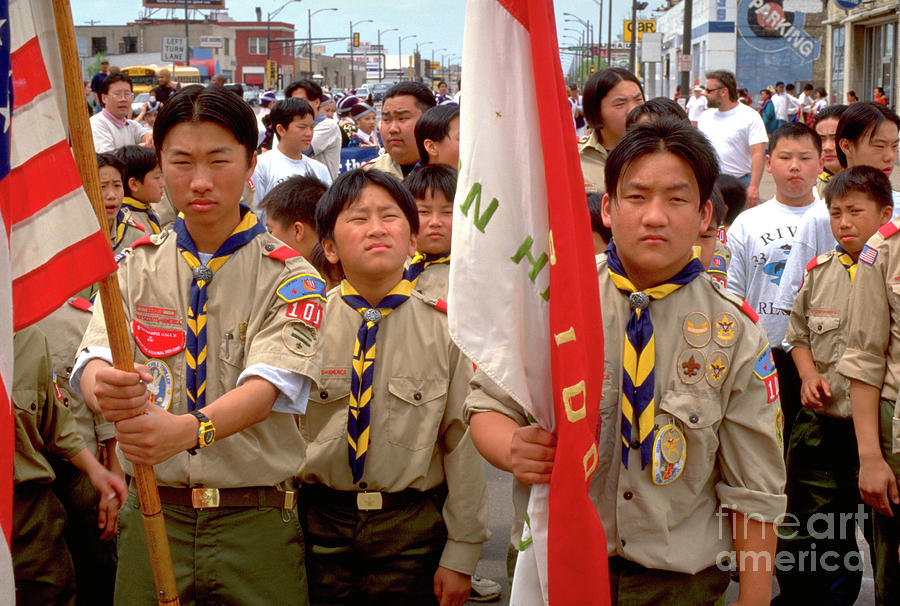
[686,86,708,126]
[284,79,341,180]
[90,73,151,153]
[698,70,768,207]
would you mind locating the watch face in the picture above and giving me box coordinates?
[202,426,215,447]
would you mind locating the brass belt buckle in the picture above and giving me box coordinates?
[283,489,297,510]
[356,491,383,511]
[191,487,220,509]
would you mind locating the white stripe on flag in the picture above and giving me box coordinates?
[8,92,68,170]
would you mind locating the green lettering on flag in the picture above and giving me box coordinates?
[511,235,549,282]
[459,182,499,233]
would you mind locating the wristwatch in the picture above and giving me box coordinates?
[187,410,215,455]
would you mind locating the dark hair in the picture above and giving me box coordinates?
[114,145,158,196]
[225,83,244,98]
[767,122,822,156]
[814,87,827,99]
[404,164,458,202]
[263,175,328,228]
[586,193,611,243]
[316,169,420,241]
[803,83,814,92]
[153,86,258,162]
[706,70,738,102]
[716,174,746,226]
[835,102,900,168]
[268,98,315,132]
[625,96,689,128]
[875,87,886,96]
[776,81,785,88]
[824,165,893,209]
[847,90,858,100]
[605,117,719,205]
[414,105,460,164]
[786,84,796,92]
[709,184,727,226]
[100,72,133,96]
[438,80,447,88]
[582,68,643,130]
[813,104,846,126]
[284,79,322,102]
[97,152,126,182]
[309,241,343,285]
[384,81,437,113]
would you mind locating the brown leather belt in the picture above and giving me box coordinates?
[150,485,296,510]
[302,483,446,512]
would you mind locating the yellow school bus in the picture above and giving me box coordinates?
[121,65,203,94]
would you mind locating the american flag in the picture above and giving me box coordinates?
[0,0,117,543]
[859,244,879,266]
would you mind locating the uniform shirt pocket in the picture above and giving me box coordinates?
[12,388,39,418]
[657,391,723,483]
[386,377,449,451]
[302,375,351,443]
[808,313,840,336]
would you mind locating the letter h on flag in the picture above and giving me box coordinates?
[449,1,610,604]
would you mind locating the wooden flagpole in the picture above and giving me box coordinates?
[49,1,181,604]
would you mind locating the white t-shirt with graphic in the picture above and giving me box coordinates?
[697,103,769,178]
[726,196,817,348]
[251,147,333,206]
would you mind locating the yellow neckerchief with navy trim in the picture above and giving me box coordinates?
[174,205,265,411]
[404,251,451,287]
[122,196,162,234]
[835,245,856,283]
[110,208,131,249]
[818,168,833,183]
[340,277,413,483]
[606,244,706,469]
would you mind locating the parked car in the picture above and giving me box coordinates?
[131,92,150,117]
[356,86,372,103]
[371,82,391,102]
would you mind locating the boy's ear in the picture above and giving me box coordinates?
[127,176,140,194]
[321,237,341,265]
[275,123,286,139]
[292,221,308,244]
[600,192,613,229]
[699,199,713,234]
[881,205,894,225]
[423,139,438,159]
[407,232,418,258]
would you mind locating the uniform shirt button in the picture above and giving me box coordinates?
[319,390,328,400]
[265,243,276,251]
[817,324,822,330]
[630,440,640,450]
[621,538,626,547]
[689,413,699,424]
[623,491,633,500]
[30,403,36,411]
[413,391,422,401]
[359,482,367,489]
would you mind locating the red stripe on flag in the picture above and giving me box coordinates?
[0,375,10,543]
[10,37,52,110]
[497,0,529,28]
[8,140,84,224]
[524,1,611,603]
[12,233,115,331]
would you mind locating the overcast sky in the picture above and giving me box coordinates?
[70,0,644,71]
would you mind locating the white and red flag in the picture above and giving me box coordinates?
[0,0,118,555]
[449,1,610,604]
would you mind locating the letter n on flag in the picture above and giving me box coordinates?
[449,0,610,604]
[0,0,118,553]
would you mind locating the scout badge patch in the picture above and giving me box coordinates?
[713,312,739,347]
[677,349,705,385]
[706,350,730,388]
[132,320,186,358]
[753,345,779,403]
[285,300,323,328]
[682,312,710,348]
[277,274,327,303]
[652,423,686,485]
[146,359,173,410]
[282,322,318,357]
[859,244,878,266]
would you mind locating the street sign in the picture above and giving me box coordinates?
[832,0,862,7]
[161,36,188,62]
[144,0,224,8]
[200,35,223,49]
[678,54,692,72]
[641,33,662,62]
[623,20,656,43]
[566,46,591,51]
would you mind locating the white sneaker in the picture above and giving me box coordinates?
[469,575,502,602]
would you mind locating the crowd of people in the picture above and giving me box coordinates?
[11,56,900,606]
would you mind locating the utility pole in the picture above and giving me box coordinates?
[629,0,648,74]
[377,28,398,82]
[592,0,602,68]
[184,0,190,64]
[607,0,613,69]
[680,0,693,99]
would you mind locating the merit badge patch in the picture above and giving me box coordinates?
[753,346,780,403]
[282,321,318,357]
[713,312,739,348]
[706,350,730,388]
[682,312,711,348]
[146,359,173,410]
[652,423,686,486]
[285,300,323,328]
[677,350,705,385]
[859,244,879,266]
[132,320,185,358]
[277,274,327,304]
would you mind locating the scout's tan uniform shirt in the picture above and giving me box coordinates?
[579,130,609,194]
[415,262,449,302]
[112,210,146,256]
[785,251,852,418]
[14,326,86,485]
[466,256,787,574]
[839,221,900,444]
[362,152,403,180]
[299,288,489,575]
[79,229,323,488]
[35,300,113,454]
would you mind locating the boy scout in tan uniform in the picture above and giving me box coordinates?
[838,220,900,603]
[413,261,449,301]
[362,151,404,180]
[578,130,608,193]
[12,326,126,606]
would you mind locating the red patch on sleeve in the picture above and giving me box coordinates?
[806,256,820,272]
[267,246,300,263]
[740,300,759,323]
[284,300,322,328]
[434,298,448,314]
[131,234,153,248]
[68,297,93,312]
[132,320,185,358]
[878,222,900,239]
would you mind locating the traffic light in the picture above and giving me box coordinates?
[352,32,360,47]
[266,60,277,87]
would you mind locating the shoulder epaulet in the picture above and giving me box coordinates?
[708,276,759,323]
[740,299,759,323]
[878,221,900,240]
[411,289,448,314]
[131,234,153,248]
[806,251,834,272]
[129,220,147,232]
[68,297,93,312]
[266,245,300,263]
